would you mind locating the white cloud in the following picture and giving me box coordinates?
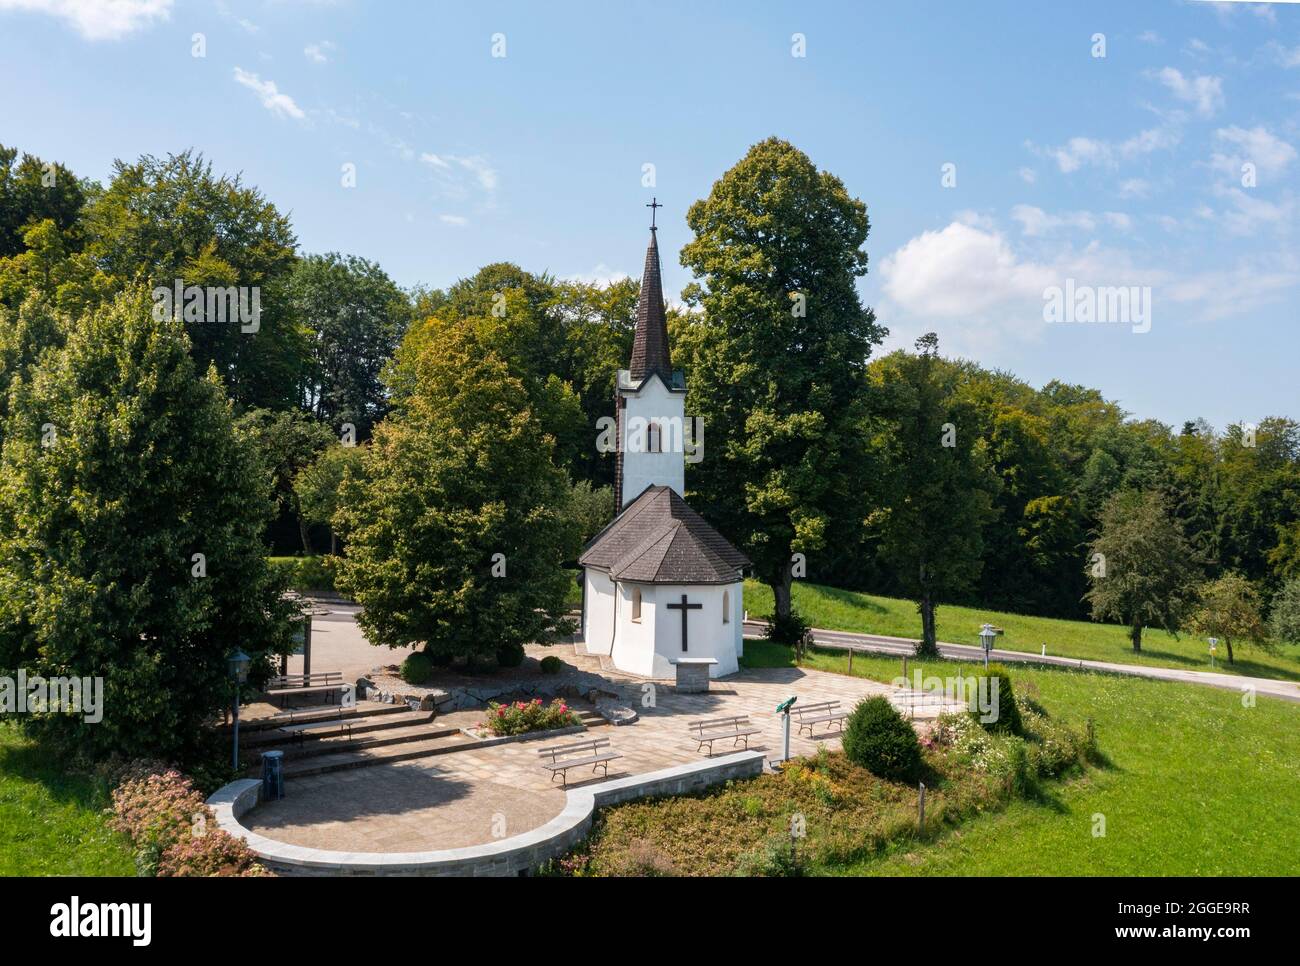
[0,0,171,40]
[562,264,631,287]
[1119,178,1150,199]
[1011,205,1132,238]
[420,151,498,195]
[881,222,1056,320]
[1036,126,1178,173]
[232,67,305,120]
[1137,30,1162,45]
[304,41,335,64]
[1270,41,1300,69]
[1153,66,1224,117]
[878,219,1298,352]
[1215,186,1298,236]
[1017,166,1036,185]
[438,214,468,227]
[1210,125,1296,180]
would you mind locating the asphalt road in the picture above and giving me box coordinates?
[741,620,1300,705]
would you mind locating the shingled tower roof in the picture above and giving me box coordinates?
[628,229,673,383]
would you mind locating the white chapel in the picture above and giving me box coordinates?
[579,211,750,679]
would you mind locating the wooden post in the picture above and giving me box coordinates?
[918,781,926,832]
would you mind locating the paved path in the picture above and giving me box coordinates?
[744,621,1300,705]
[243,653,963,853]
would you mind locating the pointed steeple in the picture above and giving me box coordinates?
[628,218,673,383]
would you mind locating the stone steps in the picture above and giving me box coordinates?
[275,710,604,779]
[280,731,479,779]
[243,708,435,749]
[270,721,463,762]
[236,702,411,736]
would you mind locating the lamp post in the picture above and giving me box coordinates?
[979,624,997,669]
[1208,637,1218,669]
[228,648,250,770]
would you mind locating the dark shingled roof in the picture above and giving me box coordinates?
[581,485,749,584]
[628,230,673,383]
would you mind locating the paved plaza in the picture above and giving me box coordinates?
[244,639,962,853]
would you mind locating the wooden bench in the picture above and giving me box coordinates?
[537,738,621,788]
[266,671,346,708]
[276,714,354,745]
[689,715,762,755]
[791,700,848,736]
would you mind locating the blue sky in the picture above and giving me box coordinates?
[1,0,1297,430]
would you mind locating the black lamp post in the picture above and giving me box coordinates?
[228,648,250,770]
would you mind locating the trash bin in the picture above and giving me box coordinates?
[261,750,285,801]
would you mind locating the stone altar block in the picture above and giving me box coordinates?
[674,658,717,693]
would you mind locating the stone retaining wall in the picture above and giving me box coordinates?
[207,750,764,877]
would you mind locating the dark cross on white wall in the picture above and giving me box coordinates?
[666,593,702,652]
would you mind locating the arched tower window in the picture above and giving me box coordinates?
[647,422,661,453]
[722,589,730,623]
[631,587,642,622]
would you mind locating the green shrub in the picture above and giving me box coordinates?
[496,642,525,668]
[972,663,1022,735]
[400,652,434,685]
[267,555,338,592]
[734,833,803,877]
[539,655,564,674]
[841,696,921,781]
[763,608,814,659]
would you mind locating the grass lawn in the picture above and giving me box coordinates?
[0,722,135,876]
[742,640,1300,875]
[744,579,1300,682]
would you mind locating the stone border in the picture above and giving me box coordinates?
[457,723,586,746]
[208,750,765,876]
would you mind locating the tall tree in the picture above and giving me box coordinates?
[334,315,581,662]
[81,151,304,409]
[294,443,365,555]
[0,144,89,259]
[0,287,292,761]
[1184,572,1269,665]
[677,137,884,621]
[1085,489,1201,653]
[868,335,999,656]
[285,252,411,437]
[235,408,336,554]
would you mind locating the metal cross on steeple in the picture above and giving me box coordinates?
[646,197,662,231]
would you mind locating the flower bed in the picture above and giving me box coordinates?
[110,762,268,877]
[480,697,579,737]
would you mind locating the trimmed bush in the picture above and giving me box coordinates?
[496,642,526,668]
[972,663,1022,735]
[539,655,564,674]
[841,696,921,781]
[400,652,434,685]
